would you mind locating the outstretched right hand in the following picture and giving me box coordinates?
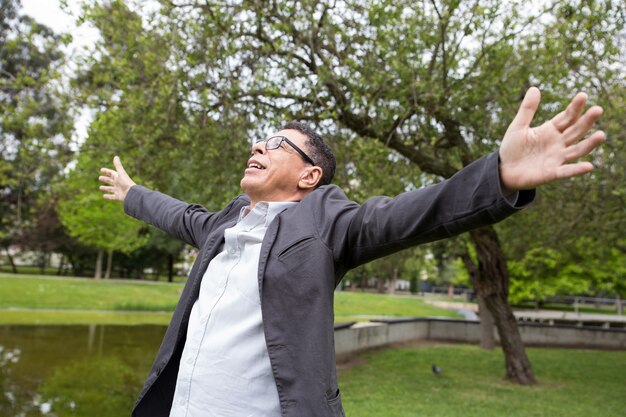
[99,156,136,202]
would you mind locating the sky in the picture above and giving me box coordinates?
[21,0,75,33]
[20,0,100,145]
[20,0,100,51]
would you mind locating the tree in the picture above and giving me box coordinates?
[57,148,148,279]
[0,0,73,269]
[152,0,624,384]
[369,248,417,294]
[72,0,249,209]
[66,0,258,279]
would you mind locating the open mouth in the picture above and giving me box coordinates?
[247,159,266,170]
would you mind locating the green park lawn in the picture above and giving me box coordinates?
[0,273,460,324]
[339,344,626,417]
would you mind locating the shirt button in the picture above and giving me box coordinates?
[179,399,186,406]
[187,358,193,365]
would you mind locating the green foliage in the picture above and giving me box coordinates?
[508,247,587,304]
[71,0,624,294]
[0,0,73,251]
[508,240,626,304]
[74,0,249,210]
[402,247,439,282]
[146,0,624,302]
[449,257,471,287]
[57,152,148,254]
[157,0,622,176]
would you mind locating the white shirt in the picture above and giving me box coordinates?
[169,201,296,417]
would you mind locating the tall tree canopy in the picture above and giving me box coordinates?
[0,0,73,266]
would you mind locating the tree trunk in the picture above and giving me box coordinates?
[38,252,46,275]
[104,250,113,279]
[469,226,536,385]
[67,253,77,276]
[4,247,18,274]
[56,254,65,275]
[376,276,385,293]
[387,267,398,295]
[616,295,623,315]
[461,251,495,349]
[94,249,103,280]
[359,272,367,291]
[477,295,495,350]
[168,254,174,283]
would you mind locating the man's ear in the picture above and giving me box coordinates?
[298,166,324,190]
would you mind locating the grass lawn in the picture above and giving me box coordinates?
[0,273,183,311]
[335,291,461,322]
[0,273,459,324]
[339,344,626,417]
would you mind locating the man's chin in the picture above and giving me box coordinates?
[240,176,258,194]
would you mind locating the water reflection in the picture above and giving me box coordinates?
[0,325,166,417]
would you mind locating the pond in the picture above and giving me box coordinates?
[0,324,166,417]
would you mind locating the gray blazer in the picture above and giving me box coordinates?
[125,151,532,417]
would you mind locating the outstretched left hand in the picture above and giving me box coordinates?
[498,87,605,195]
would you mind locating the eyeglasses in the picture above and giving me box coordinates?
[256,135,315,166]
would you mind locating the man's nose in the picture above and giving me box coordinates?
[250,141,266,155]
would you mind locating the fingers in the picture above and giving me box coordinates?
[564,130,606,161]
[555,161,595,180]
[99,167,114,176]
[100,155,126,184]
[100,185,120,201]
[113,156,127,175]
[98,174,114,185]
[551,92,587,132]
[99,185,115,193]
[99,156,131,202]
[562,105,604,146]
[100,156,124,181]
[509,87,541,130]
[557,129,604,181]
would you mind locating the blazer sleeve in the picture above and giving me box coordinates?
[325,152,535,269]
[123,185,240,249]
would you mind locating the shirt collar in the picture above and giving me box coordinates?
[238,201,297,227]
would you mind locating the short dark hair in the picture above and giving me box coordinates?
[281,121,336,187]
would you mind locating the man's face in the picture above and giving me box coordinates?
[240,129,313,203]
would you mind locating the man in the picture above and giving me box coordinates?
[99,88,604,417]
